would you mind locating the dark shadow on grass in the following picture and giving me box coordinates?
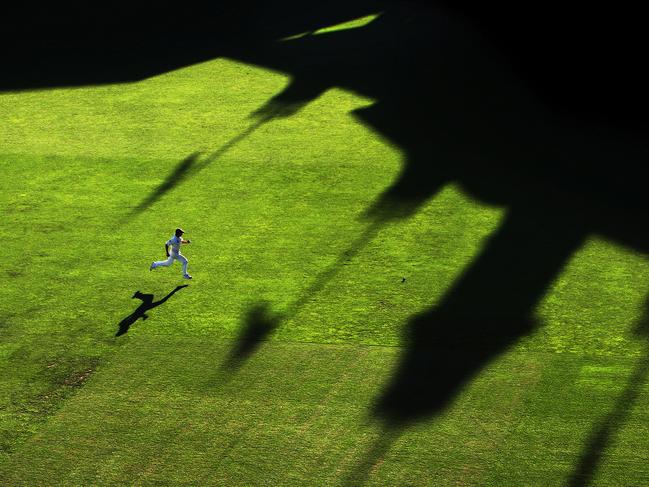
[214,3,649,431]
[126,111,270,221]
[130,98,304,220]
[190,106,282,174]
[374,207,588,424]
[251,78,326,120]
[230,3,649,431]
[341,425,401,487]
[224,221,384,370]
[116,285,188,336]
[287,221,384,317]
[127,152,201,219]
[222,302,281,370]
[568,308,649,486]
[0,2,384,92]
[126,122,262,220]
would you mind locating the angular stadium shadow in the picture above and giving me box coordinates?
[213,2,649,438]
[251,2,649,424]
[116,285,188,336]
[0,2,384,92]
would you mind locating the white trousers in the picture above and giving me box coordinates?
[153,253,188,275]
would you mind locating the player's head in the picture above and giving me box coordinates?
[175,228,185,237]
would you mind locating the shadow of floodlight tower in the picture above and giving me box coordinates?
[223,217,387,370]
[125,89,313,220]
[340,425,402,487]
[568,304,649,486]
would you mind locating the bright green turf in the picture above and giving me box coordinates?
[1,57,648,485]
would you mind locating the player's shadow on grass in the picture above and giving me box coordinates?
[116,285,188,336]
[568,306,649,486]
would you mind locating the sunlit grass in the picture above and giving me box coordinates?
[280,12,382,41]
[1,54,648,485]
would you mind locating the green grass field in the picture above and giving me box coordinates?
[2,51,649,485]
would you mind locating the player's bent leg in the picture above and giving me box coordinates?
[153,255,175,268]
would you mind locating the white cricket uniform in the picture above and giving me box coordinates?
[152,235,189,275]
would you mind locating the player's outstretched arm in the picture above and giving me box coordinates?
[182,239,191,244]
[165,244,170,257]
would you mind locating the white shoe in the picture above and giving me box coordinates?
[183,274,193,280]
